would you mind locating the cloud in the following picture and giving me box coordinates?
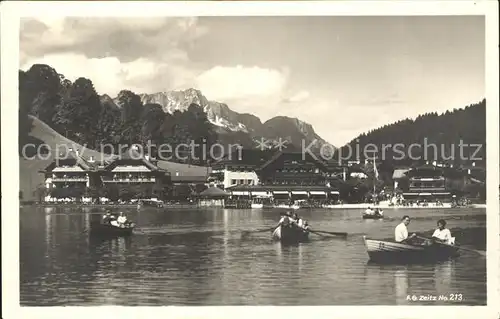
[21,52,200,97]
[283,90,310,103]
[20,17,209,96]
[20,17,207,63]
[195,65,289,101]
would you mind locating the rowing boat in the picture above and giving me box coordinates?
[362,209,384,219]
[362,236,460,264]
[362,212,384,219]
[90,221,135,237]
[272,225,309,244]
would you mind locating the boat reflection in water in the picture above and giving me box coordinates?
[364,260,456,305]
[393,266,409,304]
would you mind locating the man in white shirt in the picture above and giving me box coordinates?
[297,217,304,228]
[117,212,127,225]
[395,215,416,243]
[432,219,453,245]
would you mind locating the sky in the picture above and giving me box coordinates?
[20,16,485,146]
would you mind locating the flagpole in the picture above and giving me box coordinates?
[373,158,377,201]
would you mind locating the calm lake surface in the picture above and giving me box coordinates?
[20,206,486,306]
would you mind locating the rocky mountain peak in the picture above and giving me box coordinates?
[139,88,334,151]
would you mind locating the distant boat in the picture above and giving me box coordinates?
[362,236,460,264]
[362,209,384,219]
[251,203,264,209]
[138,199,164,208]
[90,220,135,237]
[272,225,309,244]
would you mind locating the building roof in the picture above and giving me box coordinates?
[212,149,277,168]
[52,166,85,172]
[111,165,152,172]
[171,175,208,183]
[226,184,339,191]
[42,150,95,172]
[156,159,211,177]
[259,151,329,171]
[116,147,160,171]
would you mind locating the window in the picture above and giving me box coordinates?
[239,179,244,184]
[231,179,237,185]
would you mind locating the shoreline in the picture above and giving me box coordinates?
[21,202,486,209]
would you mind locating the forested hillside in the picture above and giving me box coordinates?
[19,64,216,165]
[339,99,486,168]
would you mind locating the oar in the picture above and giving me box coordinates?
[455,245,486,257]
[309,229,348,238]
[241,227,276,238]
[416,235,486,257]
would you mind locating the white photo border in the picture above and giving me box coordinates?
[1,1,498,318]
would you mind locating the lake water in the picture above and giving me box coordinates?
[20,206,486,306]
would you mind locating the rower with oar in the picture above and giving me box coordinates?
[431,219,453,245]
[283,212,347,238]
[410,219,485,257]
[306,224,348,238]
[241,212,290,238]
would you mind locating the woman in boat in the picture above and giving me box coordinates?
[102,210,116,224]
[365,207,374,215]
[303,221,310,231]
[432,219,453,245]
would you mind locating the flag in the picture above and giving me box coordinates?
[373,159,379,180]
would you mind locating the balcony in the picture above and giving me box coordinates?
[410,177,444,181]
[408,187,447,192]
[51,177,88,182]
[102,177,156,183]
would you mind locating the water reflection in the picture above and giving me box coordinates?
[394,266,408,304]
[433,260,454,297]
[20,206,486,306]
[364,260,458,305]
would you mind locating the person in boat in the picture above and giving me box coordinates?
[365,207,374,215]
[431,219,453,245]
[302,221,310,231]
[394,215,417,243]
[277,212,291,227]
[102,210,116,224]
[117,212,128,226]
[285,212,295,225]
[102,211,111,222]
[375,208,384,216]
[297,215,305,228]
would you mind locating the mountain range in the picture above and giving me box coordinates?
[101,88,333,152]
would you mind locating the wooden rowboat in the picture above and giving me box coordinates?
[90,221,135,237]
[272,225,309,244]
[362,213,384,220]
[362,209,384,219]
[362,236,460,264]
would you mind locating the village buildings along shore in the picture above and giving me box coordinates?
[35,144,486,209]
